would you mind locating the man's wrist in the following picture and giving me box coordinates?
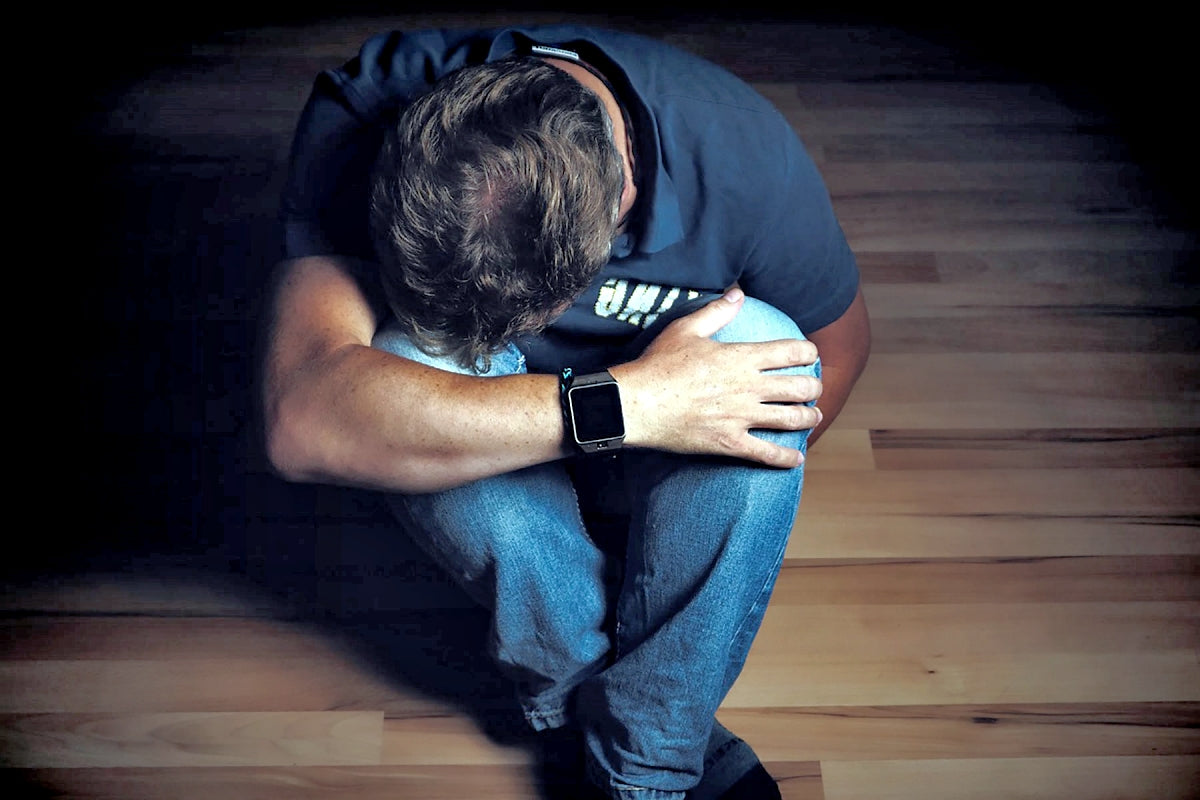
[560,368,626,455]
[605,362,645,448]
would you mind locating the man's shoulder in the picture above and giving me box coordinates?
[591,33,771,113]
[321,24,763,114]
[319,25,658,112]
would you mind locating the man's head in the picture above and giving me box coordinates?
[370,57,626,372]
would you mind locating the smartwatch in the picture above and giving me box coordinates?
[560,368,626,455]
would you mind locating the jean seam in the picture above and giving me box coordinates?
[723,487,797,679]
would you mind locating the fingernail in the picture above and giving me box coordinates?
[723,286,744,303]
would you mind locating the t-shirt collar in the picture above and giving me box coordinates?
[486,29,684,257]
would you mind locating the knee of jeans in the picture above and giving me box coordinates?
[371,320,526,376]
[712,297,819,379]
[488,517,609,663]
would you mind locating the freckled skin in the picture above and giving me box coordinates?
[263,62,868,493]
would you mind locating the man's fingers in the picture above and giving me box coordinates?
[738,338,819,371]
[729,433,805,468]
[754,401,823,432]
[673,287,746,339]
[760,374,823,404]
[629,291,824,463]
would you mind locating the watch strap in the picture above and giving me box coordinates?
[559,368,625,455]
[558,367,575,447]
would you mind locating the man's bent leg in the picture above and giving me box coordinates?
[372,324,610,730]
[577,299,818,798]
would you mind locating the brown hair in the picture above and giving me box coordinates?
[370,57,625,371]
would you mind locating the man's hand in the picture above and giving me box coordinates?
[610,287,822,468]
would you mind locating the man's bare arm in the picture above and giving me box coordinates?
[261,256,823,493]
[804,287,871,446]
[262,255,571,492]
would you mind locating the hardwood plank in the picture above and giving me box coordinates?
[0,656,436,715]
[854,252,941,284]
[837,193,1161,228]
[820,162,1159,205]
[0,617,349,662]
[5,763,539,799]
[930,250,1197,286]
[842,220,1197,253]
[727,601,1200,707]
[664,24,971,82]
[819,755,1200,800]
[798,468,1200,518]
[823,130,1132,164]
[771,559,1200,603]
[862,282,1196,355]
[769,102,1113,136]
[0,711,382,768]
[749,601,1200,652]
[728,650,1200,708]
[791,514,1200,559]
[868,315,1200,354]
[861,281,1200,317]
[867,428,1200,469]
[771,760,825,800]
[720,703,1200,761]
[806,429,876,471]
[839,356,1200,428]
[0,571,281,616]
[381,716,528,766]
[99,110,298,160]
[786,81,1104,112]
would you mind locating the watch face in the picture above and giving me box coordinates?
[569,381,625,443]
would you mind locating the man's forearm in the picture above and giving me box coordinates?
[262,255,571,493]
[265,344,572,493]
[264,263,824,493]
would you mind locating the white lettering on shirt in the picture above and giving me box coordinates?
[594,279,701,328]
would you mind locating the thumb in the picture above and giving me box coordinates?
[678,286,745,339]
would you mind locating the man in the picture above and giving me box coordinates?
[262,24,870,800]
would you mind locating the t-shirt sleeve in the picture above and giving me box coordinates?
[738,125,859,336]
[279,29,489,261]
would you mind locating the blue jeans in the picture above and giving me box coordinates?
[372,298,817,800]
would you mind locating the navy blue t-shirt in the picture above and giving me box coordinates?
[281,25,859,366]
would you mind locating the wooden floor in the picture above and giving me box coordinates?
[6,8,1199,799]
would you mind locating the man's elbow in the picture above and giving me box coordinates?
[262,393,323,484]
[261,392,453,493]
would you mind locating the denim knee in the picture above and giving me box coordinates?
[707,297,820,453]
[711,297,821,378]
[371,319,527,376]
